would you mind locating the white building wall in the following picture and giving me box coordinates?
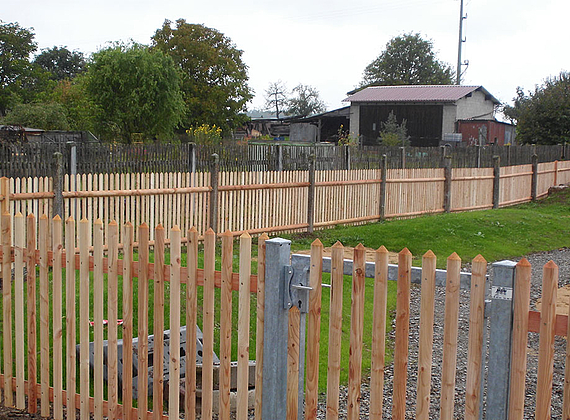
[456,90,495,120]
[442,104,457,138]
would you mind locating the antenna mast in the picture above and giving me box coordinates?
[456,0,466,85]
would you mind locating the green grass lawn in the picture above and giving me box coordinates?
[2,188,570,399]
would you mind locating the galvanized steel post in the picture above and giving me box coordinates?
[380,154,387,221]
[486,260,517,420]
[493,156,500,209]
[307,154,315,234]
[531,154,538,201]
[262,238,292,420]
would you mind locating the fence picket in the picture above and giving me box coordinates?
[202,228,216,420]
[14,213,25,409]
[169,226,181,419]
[536,261,558,420]
[347,244,365,420]
[52,216,63,420]
[27,214,37,414]
[238,233,252,420]
[416,250,436,420]
[185,227,198,420]
[220,230,233,420]
[137,223,150,419]
[39,214,50,417]
[286,306,300,420]
[108,221,119,419]
[79,218,90,419]
[1,212,12,408]
[326,242,344,420]
[255,233,269,420]
[123,223,134,420]
[153,225,165,420]
[94,219,104,420]
[392,248,412,419]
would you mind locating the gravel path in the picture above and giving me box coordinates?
[314,248,570,419]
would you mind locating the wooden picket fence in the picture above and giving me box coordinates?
[2,160,570,246]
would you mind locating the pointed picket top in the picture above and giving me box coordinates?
[354,243,365,251]
[240,231,251,239]
[221,229,233,238]
[399,247,412,256]
[52,214,61,222]
[155,224,165,233]
[2,211,9,216]
[108,220,118,227]
[94,218,103,225]
[140,222,148,228]
[15,211,23,218]
[332,240,344,249]
[205,227,215,236]
[171,225,181,232]
[516,257,531,268]
[544,260,558,270]
[188,226,198,233]
[377,245,388,254]
[259,232,269,241]
[473,254,487,264]
[41,214,49,221]
[311,238,323,248]
[423,249,436,259]
[125,221,133,228]
[447,252,461,261]
[28,213,36,220]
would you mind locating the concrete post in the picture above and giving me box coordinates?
[209,154,219,232]
[307,154,316,234]
[53,152,64,219]
[262,238,292,420]
[506,144,512,166]
[444,155,452,213]
[486,260,517,420]
[189,143,196,173]
[380,154,387,221]
[531,154,538,201]
[493,156,500,209]
[346,146,351,171]
[400,146,406,169]
[277,144,283,171]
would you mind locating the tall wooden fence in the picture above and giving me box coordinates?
[2,159,570,245]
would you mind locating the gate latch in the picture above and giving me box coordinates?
[283,265,312,313]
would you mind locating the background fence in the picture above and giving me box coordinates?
[0,142,568,178]
[2,158,570,244]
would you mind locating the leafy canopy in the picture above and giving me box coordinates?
[152,19,253,134]
[0,21,38,115]
[34,46,86,81]
[2,102,70,130]
[86,43,185,143]
[362,33,454,87]
[502,72,570,145]
[287,84,326,117]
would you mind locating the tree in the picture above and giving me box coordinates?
[287,84,326,117]
[264,80,288,119]
[1,102,70,130]
[378,111,410,146]
[503,72,570,145]
[48,75,95,131]
[361,33,454,87]
[152,19,253,134]
[85,43,185,143]
[0,21,38,116]
[34,46,86,81]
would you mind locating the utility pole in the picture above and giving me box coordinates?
[456,0,467,85]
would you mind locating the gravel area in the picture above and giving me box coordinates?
[313,248,570,419]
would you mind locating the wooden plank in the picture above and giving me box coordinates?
[347,244,365,420]
[27,214,37,414]
[440,253,462,420]
[65,217,76,416]
[169,226,181,419]
[153,224,165,420]
[39,214,49,416]
[202,228,216,420]
[392,248,412,420]
[565,263,570,420]
[79,218,90,420]
[1,211,12,408]
[508,258,531,420]
[14,213,25,409]
[286,306,300,420]
[52,216,63,420]
[237,232,252,420]
[415,250,436,420]
[108,221,119,419]
[185,227,198,420]
[123,223,134,420]
[138,223,150,419]
[307,239,323,420]
[326,242,345,420]
[220,230,233,420]
[255,233,269,420]
[93,219,104,420]
[536,261,558,420]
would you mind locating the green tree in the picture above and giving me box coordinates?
[503,72,570,145]
[378,111,410,146]
[362,33,454,87]
[152,19,253,133]
[48,75,95,131]
[0,21,38,116]
[1,102,70,130]
[34,46,86,81]
[287,84,326,117]
[85,43,185,143]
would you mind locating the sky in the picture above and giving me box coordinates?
[3,0,569,113]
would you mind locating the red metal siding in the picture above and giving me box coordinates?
[457,120,508,146]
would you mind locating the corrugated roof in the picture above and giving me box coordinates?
[343,85,499,104]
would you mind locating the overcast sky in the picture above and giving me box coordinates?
[4,0,569,113]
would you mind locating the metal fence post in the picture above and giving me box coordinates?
[486,260,517,420]
[380,154,387,221]
[493,156,500,209]
[209,153,219,232]
[262,238,292,420]
[189,143,196,173]
[53,152,64,219]
[278,144,283,171]
[307,154,315,234]
[400,146,406,169]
